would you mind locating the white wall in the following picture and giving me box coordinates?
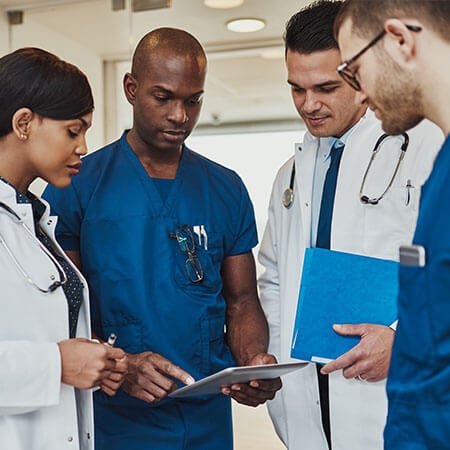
[0,11,8,55]
[11,20,104,150]
[2,18,104,195]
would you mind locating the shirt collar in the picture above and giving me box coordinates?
[0,177,46,222]
[320,119,361,160]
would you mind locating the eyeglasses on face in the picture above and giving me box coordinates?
[337,24,422,91]
[0,201,68,293]
[169,224,204,283]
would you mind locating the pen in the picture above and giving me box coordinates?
[406,179,412,206]
[107,333,117,346]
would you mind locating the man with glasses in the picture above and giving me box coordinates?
[43,27,281,450]
[258,1,443,449]
[335,1,450,448]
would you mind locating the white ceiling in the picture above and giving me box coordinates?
[0,0,311,129]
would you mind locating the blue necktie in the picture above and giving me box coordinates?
[316,141,345,250]
[315,140,344,450]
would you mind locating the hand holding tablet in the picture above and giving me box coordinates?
[169,361,307,398]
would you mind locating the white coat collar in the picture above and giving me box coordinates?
[0,181,58,236]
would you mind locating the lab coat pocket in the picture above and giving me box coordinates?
[363,186,418,259]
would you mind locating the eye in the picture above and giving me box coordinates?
[319,86,339,93]
[291,86,305,94]
[189,94,203,105]
[154,95,169,103]
[68,129,79,138]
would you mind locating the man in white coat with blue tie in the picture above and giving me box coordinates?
[258,1,443,449]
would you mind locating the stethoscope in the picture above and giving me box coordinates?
[359,132,409,205]
[282,161,296,208]
[282,132,410,208]
[0,201,67,292]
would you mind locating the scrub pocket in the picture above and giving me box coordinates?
[200,315,232,375]
[173,230,224,299]
[101,319,144,354]
[395,264,432,368]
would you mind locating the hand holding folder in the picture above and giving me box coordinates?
[291,248,398,364]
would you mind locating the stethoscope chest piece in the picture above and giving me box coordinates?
[282,188,294,208]
[283,160,296,209]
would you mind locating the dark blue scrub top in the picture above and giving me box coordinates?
[43,131,258,403]
[385,135,450,449]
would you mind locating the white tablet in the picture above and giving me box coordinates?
[169,361,307,398]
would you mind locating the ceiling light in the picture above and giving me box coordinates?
[204,0,243,8]
[226,18,265,33]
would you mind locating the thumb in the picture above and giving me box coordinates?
[333,323,364,337]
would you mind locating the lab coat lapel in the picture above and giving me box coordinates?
[295,135,319,248]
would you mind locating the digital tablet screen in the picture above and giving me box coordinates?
[169,361,307,398]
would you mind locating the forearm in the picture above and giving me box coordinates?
[226,295,269,366]
[258,219,281,358]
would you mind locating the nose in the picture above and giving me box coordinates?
[302,90,321,114]
[76,136,88,156]
[168,101,188,125]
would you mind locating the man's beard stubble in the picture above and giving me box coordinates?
[374,56,424,135]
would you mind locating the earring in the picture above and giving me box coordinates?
[20,133,27,140]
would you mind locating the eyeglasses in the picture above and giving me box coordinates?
[0,201,68,293]
[169,224,204,283]
[337,24,422,91]
[360,132,409,205]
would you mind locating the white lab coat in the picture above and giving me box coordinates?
[258,110,443,450]
[0,181,94,450]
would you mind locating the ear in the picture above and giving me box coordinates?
[354,90,368,107]
[12,108,34,141]
[123,72,138,106]
[383,18,418,64]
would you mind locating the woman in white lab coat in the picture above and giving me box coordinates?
[258,110,443,450]
[0,47,127,450]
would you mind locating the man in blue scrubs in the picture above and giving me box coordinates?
[44,27,281,449]
[335,2,450,448]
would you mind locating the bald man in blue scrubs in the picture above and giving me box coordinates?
[44,27,281,450]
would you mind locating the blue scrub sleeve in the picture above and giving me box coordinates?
[226,179,258,256]
[42,183,82,251]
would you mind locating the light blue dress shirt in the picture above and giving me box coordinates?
[310,128,355,247]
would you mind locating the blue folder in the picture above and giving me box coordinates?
[291,248,398,363]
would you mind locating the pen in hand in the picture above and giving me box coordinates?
[107,333,117,346]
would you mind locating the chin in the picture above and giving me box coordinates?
[381,115,424,135]
[49,178,72,189]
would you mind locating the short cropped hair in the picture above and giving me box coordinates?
[335,0,450,42]
[284,0,343,54]
[0,47,94,138]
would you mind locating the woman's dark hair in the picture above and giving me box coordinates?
[0,47,94,137]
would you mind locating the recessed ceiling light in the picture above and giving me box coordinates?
[204,0,243,8]
[226,18,265,33]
